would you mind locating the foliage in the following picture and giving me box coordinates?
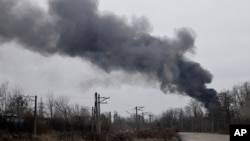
[1,80,250,135]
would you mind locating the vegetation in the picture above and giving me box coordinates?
[157,82,250,133]
[1,80,250,140]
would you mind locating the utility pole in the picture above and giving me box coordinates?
[34,95,37,136]
[95,93,99,134]
[97,94,101,134]
[135,106,144,132]
[94,92,110,134]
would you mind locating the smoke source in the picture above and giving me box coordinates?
[0,0,216,105]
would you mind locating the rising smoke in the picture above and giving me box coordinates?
[0,0,216,105]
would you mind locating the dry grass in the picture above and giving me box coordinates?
[0,131,85,141]
[135,138,165,141]
[36,132,58,141]
[134,137,179,141]
[37,132,86,141]
[0,127,180,141]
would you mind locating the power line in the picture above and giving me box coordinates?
[65,96,93,99]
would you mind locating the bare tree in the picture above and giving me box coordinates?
[6,86,29,116]
[218,90,234,129]
[0,81,8,115]
[53,96,71,131]
[55,96,70,120]
[38,97,44,117]
[46,90,55,119]
[232,82,250,123]
[178,108,184,131]
[69,104,91,131]
[187,99,203,132]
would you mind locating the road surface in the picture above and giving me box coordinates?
[179,132,229,141]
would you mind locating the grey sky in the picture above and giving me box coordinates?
[0,0,250,116]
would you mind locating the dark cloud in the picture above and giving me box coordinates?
[0,0,56,54]
[0,0,216,105]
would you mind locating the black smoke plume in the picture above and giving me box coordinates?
[0,0,216,105]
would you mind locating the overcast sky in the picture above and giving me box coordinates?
[0,0,250,116]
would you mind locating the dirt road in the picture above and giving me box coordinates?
[179,132,229,141]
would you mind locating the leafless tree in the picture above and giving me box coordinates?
[186,99,204,132]
[46,90,55,119]
[232,82,250,123]
[0,81,8,115]
[55,96,70,120]
[38,97,44,117]
[218,90,234,129]
[6,86,29,116]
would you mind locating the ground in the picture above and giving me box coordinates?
[179,132,229,141]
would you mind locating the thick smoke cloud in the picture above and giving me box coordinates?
[0,0,56,54]
[0,0,216,105]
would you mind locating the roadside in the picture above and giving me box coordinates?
[179,132,229,141]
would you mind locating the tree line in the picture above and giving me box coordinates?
[98,81,250,133]
[1,80,250,134]
[0,81,94,133]
[157,81,250,133]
